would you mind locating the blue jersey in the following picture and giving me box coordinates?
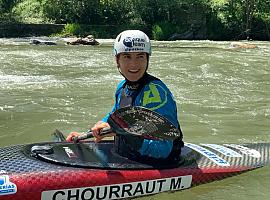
[102,76,180,159]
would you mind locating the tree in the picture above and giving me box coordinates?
[41,0,100,24]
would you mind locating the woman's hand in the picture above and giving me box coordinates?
[91,121,115,142]
[66,132,81,142]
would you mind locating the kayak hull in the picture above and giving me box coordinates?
[0,141,269,200]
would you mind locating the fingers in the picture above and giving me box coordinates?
[91,121,111,142]
[66,121,112,143]
[66,132,81,142]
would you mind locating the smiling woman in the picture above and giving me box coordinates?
[66,30,184,163]
[117,52,148,82]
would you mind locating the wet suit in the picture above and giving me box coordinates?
[102,73,183,164]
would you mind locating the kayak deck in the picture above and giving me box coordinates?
[0,141,270,200]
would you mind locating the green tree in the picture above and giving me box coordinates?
[41,0,100,24]
[12,0,48,23]
[208,0,270,39]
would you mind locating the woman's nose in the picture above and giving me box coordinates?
[129,58,137,67]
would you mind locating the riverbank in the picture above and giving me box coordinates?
[0,24,64,38]
[0,37,265,48]
[0,23,120,39]
[1,23,270,41]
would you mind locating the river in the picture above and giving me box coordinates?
[0,37,269,200]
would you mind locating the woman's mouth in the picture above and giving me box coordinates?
[128,69,140,73]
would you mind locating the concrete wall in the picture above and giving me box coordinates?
[0,24,65,38]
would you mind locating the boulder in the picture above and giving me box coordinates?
[66,35,99,45]
[30,39,57,45]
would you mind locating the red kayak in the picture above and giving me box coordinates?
[0,141,269,200]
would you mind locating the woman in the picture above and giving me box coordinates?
[67,30,183,164]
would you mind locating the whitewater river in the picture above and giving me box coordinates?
[0,38,269,200]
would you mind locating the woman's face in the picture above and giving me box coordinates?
[116,52,148,82]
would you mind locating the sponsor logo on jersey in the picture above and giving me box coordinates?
[185,143,230,166]
[200,144,242,157]
[41,175,192,200]
[0,175,17,196]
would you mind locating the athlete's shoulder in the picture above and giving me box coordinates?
[115,80,126,93]
[145,76,172,95]
[151,79,170,90]
[146,74,170,89]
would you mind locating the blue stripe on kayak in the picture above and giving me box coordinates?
[200,144,243,157]
[224,144,261,158]
[185,143,230,167]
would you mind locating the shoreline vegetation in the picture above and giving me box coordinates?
[0,0,269,41]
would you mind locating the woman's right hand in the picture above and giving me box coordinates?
[66,132,81,142]
[91,121,115,142]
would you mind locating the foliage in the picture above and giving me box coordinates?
[1,0,270,40]
[0,0,19,12]
[60,23,117,38]
[12,0,50,23]
[61,23,84,36]
[41,0,101,24]
[152,24,163,40]
[152,22,181,40]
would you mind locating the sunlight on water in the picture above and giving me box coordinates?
[0,74,57,89]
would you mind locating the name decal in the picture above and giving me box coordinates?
[41,175,192,200]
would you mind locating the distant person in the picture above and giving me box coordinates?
[67,30,183,164]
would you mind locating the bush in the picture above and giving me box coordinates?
[62,23,84,36]
[152,22,180,40]
[152,24,163,40]
[12,0,50,23]
[59,23,118,38]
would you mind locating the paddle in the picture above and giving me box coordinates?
[52,129,66,142]
[52,130,110,168]
[72,106,181,142]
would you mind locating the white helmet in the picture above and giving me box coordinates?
[113,30,151,56]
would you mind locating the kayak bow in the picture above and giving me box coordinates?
[0,141,269,200]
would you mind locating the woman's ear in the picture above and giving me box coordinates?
[115,56,119,65]
[115,55,120,67]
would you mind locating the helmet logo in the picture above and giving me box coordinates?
[123,37,146,48]
[123,37,134,47]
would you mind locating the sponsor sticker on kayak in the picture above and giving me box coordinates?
[185,143,230,166]
[224,144,261,158]
[63,146,77,158]
[0,175,17,196]
[41,175,192,200]
[200,144,242,157]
